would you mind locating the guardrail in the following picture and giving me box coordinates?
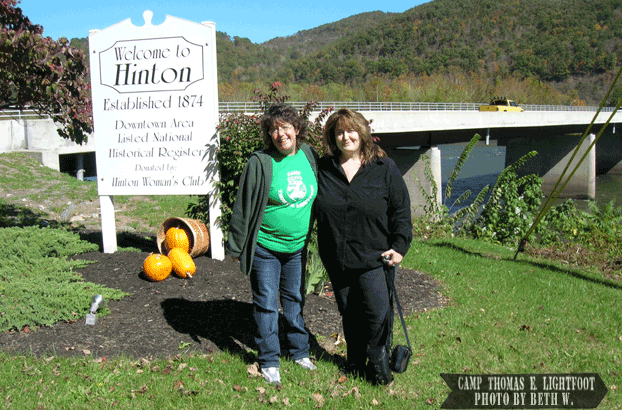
[522,104,614,112]
[2,102,614,121]
[0,109,49,121]
[219,101,615,113]
[217,101,486,112]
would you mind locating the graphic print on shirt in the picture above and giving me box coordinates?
[287,171,306,200]
[278,170,315,208]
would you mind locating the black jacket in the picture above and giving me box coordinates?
[315,155,413,272]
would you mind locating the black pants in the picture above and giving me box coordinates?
[329,266,391,373]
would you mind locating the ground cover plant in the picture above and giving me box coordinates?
[0,227,128,332]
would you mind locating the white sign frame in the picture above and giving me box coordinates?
[89,10,223,259]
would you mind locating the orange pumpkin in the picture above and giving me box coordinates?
[143,253,172,282]
[166,227,190,253]
[169,247,196,278]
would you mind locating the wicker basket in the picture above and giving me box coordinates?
[157,217,210,258]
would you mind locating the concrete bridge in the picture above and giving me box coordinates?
[234,101,622,213]
[327,104,622,214]
[3,103,621,215]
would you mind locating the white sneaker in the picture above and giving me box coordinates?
[295,357,317,370]
[261,367,281,384]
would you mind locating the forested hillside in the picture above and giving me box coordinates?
[69,0,622,105]
[262,11,397,58]
[282,0,619,82]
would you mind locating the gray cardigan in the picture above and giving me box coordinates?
[225,143,319,275]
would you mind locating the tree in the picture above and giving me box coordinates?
[0,0,92,144]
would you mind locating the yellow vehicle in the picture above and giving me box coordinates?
[479,97,524,112]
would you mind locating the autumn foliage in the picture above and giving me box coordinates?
[0,0,92,144]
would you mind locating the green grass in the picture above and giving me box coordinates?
[0,152,195,232]
[0,152,620,408]
[0,152,98,202]
[0,235,619,409]
[400,238,621,408]
[115,195,199,230]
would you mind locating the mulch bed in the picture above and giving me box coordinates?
[0,232,446,362]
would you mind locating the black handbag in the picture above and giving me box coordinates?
[385,263,413,374]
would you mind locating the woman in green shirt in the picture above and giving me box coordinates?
[225,103,319,384]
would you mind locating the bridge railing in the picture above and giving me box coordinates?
[0,109,49,121]
[218,101,484,112]
[522,104,615,112]
[2,102,614,120]
[220,101,615,113]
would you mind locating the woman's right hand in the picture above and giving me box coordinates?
[381,249,403,267]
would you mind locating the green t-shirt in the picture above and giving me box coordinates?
[257,149,317,253]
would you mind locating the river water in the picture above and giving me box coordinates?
[439,143,621,214]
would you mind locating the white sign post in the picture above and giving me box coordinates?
[89,10,223,260]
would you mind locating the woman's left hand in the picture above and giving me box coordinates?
[381,249,403,267]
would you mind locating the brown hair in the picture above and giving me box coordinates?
[322,108,386,165]
[260,103,307,151]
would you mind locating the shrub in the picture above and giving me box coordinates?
[187,82,331,293]
[413,134,491,237]
[470,151,543,245]
[536,199,587,246]
[0,227,127,332]
[414,140,547,246]
[188,82,328,234]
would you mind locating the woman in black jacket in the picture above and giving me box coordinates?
[314,108,412,384]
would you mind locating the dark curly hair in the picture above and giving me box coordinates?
[260,103,308,152]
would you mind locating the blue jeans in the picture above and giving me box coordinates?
[250,245,310,368]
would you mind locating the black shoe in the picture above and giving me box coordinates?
[366,345,394,386]
[340,362,365,379]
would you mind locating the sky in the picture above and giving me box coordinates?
[18,0,430,44]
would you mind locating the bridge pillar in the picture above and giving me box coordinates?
[595,127,622,174]
[387,146,442,217]
[499,133,596,199]
[76,153,85,181]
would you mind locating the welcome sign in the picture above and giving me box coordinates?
[99,37,204,94]
[88,11,223,258]
[89,11,218,196]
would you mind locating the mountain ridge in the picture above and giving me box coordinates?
[67,0,622,105]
